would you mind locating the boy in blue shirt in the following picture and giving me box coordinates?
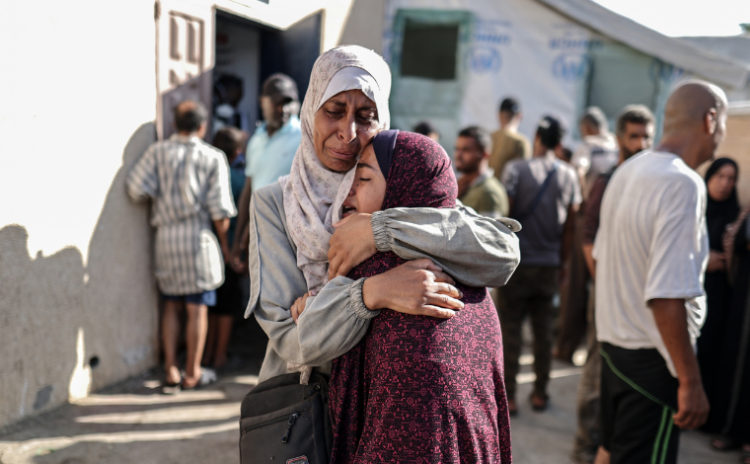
[204,126,248,370]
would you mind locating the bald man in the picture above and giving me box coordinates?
[127,100,237,391]
[592,81,726,464]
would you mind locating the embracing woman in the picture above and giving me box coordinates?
[327,130,513,462]
[245,45,519,461]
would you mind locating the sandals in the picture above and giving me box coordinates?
[551,347,574,365]
[741,445,750,464]
[530,392,549,412]
[507,399,518,418]
[162,370,183,395]
[710,436,738,451]
[181,368,217,391]
[710,437,750,463]
[507,394,548,416]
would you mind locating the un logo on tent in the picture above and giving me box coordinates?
[552,54,589,81]
[466,46,502,74]
[649,59,684,83]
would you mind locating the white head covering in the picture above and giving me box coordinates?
[317,66,387,117]
[279,45,391,292]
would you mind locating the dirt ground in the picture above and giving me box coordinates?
[0,320,740,464]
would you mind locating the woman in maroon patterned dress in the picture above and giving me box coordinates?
[328,130,512,463]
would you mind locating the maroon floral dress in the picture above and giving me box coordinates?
[328,132,512,463]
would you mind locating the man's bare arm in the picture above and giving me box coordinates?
[649,298,709,429]
[577,170,588,201]
[232,178,253,254]
[561,204,578,266]
[213,217,231,263]
[582,243,595,278]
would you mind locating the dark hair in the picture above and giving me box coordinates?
[213,127,245,160]
[458,125,492,154]
[261,73,299,102]
[413,121,438,137]
[560,147,573,162]
[499,97,520,115]
[705,157,740,251]
[706,157,738,184]
[581,106,608,132]
[616,104,655,136]
[174,100,208,133]
[216,74,243,92]
[536,115,566,149]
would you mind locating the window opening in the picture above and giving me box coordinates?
[400,21,459,80]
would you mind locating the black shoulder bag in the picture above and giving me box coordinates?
[240,372,332,464]
[513,162,558,222]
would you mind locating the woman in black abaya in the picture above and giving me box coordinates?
[698,158,739,420]
[707,203,750,462]
[699,158,750,463]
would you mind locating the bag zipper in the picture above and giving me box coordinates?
[242,414,290,434]
[303,383,322,400]
[242,382,321,437]
[281,413,299,443]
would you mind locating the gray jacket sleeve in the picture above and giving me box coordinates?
[371,204,521,287]
[246,184,377,376]
[296,277,380,363]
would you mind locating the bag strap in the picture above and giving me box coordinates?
[514,161,558,221]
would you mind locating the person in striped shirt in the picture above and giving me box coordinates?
[127,100,237,391]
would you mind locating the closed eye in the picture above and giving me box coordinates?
[357,112,376,124]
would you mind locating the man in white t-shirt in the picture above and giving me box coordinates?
[593,81,727,464]
[571,106,619,200]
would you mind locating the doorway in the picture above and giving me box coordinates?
[212,10,321,139]
[209,9,323,362]
[156,2,321,141]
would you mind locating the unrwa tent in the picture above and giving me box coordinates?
[379,0,750,151]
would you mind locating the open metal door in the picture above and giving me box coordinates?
[279,13,321,99]
[258,12,321,101]
[155,0,214,140]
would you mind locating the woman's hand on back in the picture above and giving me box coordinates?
[362,259,464,319]
[328,213,377,279]
[291,290,318,324]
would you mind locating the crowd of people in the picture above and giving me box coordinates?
[125,44,749,464]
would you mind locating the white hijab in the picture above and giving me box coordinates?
[279,45,391,292]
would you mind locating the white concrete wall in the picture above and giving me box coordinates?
[719,108,750,207]
[339,0,386,54]
[0,0,159,428]
[0,0,381,430]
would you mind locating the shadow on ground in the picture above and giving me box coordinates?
[0,368,259,464]
[510,351,740,464]
[1,320,737,464]
[0,317,268,464]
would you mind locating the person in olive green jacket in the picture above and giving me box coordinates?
[455,125,509,218]
[490,97,531,184]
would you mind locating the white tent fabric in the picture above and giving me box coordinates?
[679,36,750,68]
[383,0,749,150]
[538,0,750,89]
[385,0,595,147]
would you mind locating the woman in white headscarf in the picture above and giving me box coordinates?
[245,45,520,384]
[280,48,392,294]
